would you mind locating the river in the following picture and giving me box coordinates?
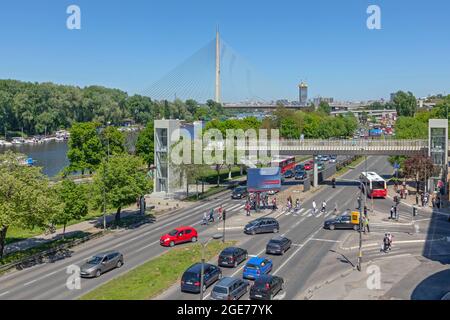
[0,141,69,177]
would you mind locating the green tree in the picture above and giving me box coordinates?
[403,155,434,193]
[93,154,151,223]
[393,91,417,117]
[52,179,88,238]
[318,101,331,115]
[67,122,105,174]
[100,126,125,155]
[0,151,60,258]
[135,122,154,169]
[280,118,300,139]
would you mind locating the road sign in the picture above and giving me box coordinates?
[394,162,400,169]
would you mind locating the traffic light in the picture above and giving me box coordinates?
[223,210,226,221]
[413,206,417,217]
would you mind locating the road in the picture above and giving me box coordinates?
[1,155,444,300]
[156,155,418,300]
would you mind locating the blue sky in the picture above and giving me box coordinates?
[0,0,449,101]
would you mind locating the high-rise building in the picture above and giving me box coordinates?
[299,82,308,106]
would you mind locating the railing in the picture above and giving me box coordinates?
[279,139,428,150]
[0,231,106,274]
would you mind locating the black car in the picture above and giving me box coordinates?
[265,236,292,255]
[294,164,304,173]
[181,263,222,293]
[232,186,248,199]
[249,275,284,300]
[295,170,307,180]
[244,218,279,235]
[218,247,248,268]
[324,215,359,230]
[283,170,294,179]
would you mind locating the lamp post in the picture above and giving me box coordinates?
[199,234,222,300]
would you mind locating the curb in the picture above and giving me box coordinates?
[302,267,355,300]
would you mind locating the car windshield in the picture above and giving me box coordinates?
[235,187,245,192]
[182,272,199,282]
[168,229,178,236]
[213,286,228,294]
[246,263,259,270]
[269,240,282,244]
[87,256,103,265]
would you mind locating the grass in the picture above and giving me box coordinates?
[80,240,236,300]
[335,156,364,176]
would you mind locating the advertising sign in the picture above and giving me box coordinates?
[247,167,281,192]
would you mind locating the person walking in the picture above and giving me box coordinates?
[404,188,409,199]
[218,205,223,221]
[209,208,215,222]
[245,201,251,216]
[394,205,398,220]
[312,200,317,214]
[363,206,368,218]
[390,206,395,219]
[363,215,370,233]
[321,200,327,213]
[272,197,277,211]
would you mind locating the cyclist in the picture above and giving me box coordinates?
[321,200,327,213]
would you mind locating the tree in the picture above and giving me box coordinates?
[67,122,105,174]
[100,126,125,155]
[52,179,88,238]
[318,101,331,115]
[0,151,60,258]
[395,117,428,139]
[93,154,151,224]
[280,118,300,139]
[403,155,434,192]
[393,91,417,117]
[135,122,154,169]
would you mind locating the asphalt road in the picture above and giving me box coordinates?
[1,155,442,300]
[157,156,406,300]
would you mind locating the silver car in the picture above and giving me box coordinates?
[211,277,249,300]
[80,251,124,278]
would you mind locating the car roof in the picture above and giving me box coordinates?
[216,277,239,287]
[254,274,275,282]
[186,262,213,272]
[247,256,266,264]
[95,250,119,257]
[270,236,287,241]
[221,247,239,253]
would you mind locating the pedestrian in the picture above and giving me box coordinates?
[321,200,327,213]
[334,203,338,215]
[363,216,370,233]
[312,200,317,214]
[272,197,277,210]
[405,188,409,199]
[218,205,223,221]
[363,206,368,218]
[390,206,394,219]
[394,205,398,220]
[421,193,425,207]
[245,202,251,216]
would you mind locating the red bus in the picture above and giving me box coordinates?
[359,172,387,198]
[271,156,296,174]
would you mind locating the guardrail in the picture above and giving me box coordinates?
[0,231,106,274]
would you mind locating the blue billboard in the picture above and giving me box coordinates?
[247,167,282,192]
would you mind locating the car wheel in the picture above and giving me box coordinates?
[245,253,248,260]
[251,230,256,235]
[273,228,279,233]
[202,284,207,292]
[218,273,222,280]
[169,241,175,247]
[234,261,238,268]
[95,269,101,278]
[329,225,335,230]
[116,260,123,268]
[191,236,197,243]
[353,225,359,231]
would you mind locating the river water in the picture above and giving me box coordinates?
[0,141,69,177]
[0,131,139,177]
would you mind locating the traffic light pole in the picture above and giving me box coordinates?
[222,210,226,243]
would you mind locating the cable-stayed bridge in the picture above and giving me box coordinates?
[141,30,289,104]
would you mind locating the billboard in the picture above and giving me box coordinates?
[247,167,281,192]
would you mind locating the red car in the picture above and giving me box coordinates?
[304,163,312,171]
[160,226,198,247]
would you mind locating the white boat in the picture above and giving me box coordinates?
[11,137,25,144]
[0,140,13,147]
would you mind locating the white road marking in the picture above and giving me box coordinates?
[0,291,10,297]
[309,238,340,243]
[316,211,323,218]
[23,270,59,287]
[302,209,310,217]
[216,226,244,231]
[130,240,160,254]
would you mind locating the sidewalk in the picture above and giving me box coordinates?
[302,254,450,300]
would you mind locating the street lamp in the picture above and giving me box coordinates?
[199,233,222,300]
[357,149,367,272]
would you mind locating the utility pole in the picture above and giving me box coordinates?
[102,131,110,231]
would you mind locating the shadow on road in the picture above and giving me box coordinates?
[411,268,450,300]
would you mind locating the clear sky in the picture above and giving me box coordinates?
[0,0,449,101]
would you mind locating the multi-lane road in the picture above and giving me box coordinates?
[0,156,446,300]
